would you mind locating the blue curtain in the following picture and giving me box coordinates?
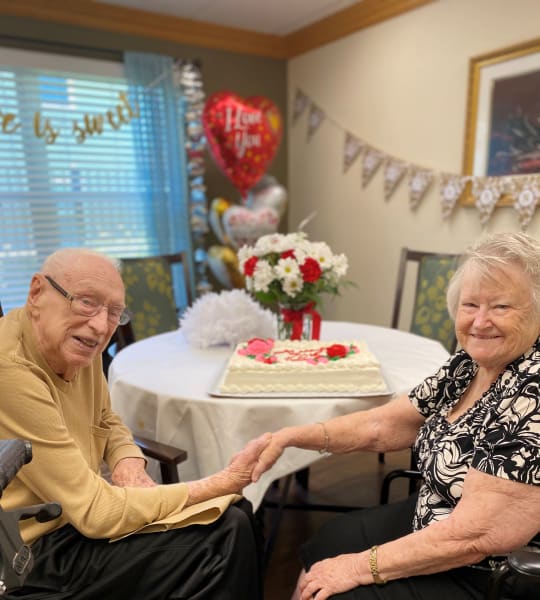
[123,51,193,306]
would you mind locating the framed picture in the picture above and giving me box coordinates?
[462,37,540,205]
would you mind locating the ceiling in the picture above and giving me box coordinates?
[97,0,362,35]
[0,0,432,58]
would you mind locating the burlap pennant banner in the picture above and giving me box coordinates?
[292,89,310,124]
[384,159,408,200]
[409,168,434,210]
[440,175,467,220]
[307,103,326,140]
[362,148,383,188]
[343,133,365,173]
[471,177,504,226]
[508,176,540,231]
[291,87,540,225]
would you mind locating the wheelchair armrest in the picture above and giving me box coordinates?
[508,547,540,578]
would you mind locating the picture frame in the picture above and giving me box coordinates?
[462,37,540,206]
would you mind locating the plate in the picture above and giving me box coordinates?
[208,366,394,399]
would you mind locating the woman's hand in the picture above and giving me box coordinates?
[111,457,156,488]
[221,432,272,493]
[186,433,271,505]
[205,432,272,497]
[251,429,289,482]
[295,554,365,600]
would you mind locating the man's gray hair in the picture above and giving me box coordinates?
[447,232,540,319]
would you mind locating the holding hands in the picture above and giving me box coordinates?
[251,429,289,482]
[219,432,273,494]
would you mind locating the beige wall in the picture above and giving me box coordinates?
[287,0,540,328]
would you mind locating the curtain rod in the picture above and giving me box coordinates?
[0,34,122,62]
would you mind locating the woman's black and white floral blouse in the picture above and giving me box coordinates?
[410,337,540,531]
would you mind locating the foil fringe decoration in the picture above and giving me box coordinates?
[173,59,212,297]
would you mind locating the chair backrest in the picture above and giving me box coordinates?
[120,252,192,343]
[391,248,460,354]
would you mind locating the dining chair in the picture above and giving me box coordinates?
[120,251,192,343]
[102,252,192,376]
[391,247,461,354]
[133,435,187,484]
[379,247,461,464]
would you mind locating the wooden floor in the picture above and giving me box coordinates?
[262,449,412,600]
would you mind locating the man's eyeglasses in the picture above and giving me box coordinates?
[44,275,131,326]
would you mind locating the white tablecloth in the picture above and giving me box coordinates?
[108,321,449,510]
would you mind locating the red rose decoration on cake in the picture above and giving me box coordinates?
[238,338,276,362]
[326,344,348,359]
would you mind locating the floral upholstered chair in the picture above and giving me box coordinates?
[391,248,460,354]
[120,252,192,342]
[380,248,460,465]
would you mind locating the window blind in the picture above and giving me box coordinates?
[0,48,190,312]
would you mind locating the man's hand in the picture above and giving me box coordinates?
[111,457,156,488]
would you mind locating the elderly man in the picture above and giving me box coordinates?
[0,248,268,600]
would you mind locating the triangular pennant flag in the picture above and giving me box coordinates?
[384,159,407,200]
[408,168,434,209]
[471,177,504,226]
[440,174,467,219]
[292,89,309,124]
[362,148,383,188]
[307,103,326,139]
[508,175,540,231]
[343,133,365,173]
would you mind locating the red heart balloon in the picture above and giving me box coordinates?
[202,91,282,197]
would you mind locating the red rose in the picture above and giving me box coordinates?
[243,256,258,277]
[326,344,348,359]
[281,249,296,259]
[300,257,322,283]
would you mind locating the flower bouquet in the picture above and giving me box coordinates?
[237,232,349,340]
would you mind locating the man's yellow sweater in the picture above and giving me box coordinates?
[0,308,236,544]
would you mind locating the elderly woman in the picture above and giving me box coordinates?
[251,231,540,600]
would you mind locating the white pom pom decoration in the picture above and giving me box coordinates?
[180,289,276,348]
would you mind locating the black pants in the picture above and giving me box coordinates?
[6,499,263,600]
[300,494,536,600]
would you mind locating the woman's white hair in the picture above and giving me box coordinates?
[446,232,540,320]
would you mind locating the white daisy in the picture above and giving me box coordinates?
[310,242,334,270]
[282,274,304,297]
[252,260,275,293]
[275,256,301,279]
[332,253,349,278]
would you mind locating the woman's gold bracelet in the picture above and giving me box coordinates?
[369,545,387,585]
[317,422,330,454]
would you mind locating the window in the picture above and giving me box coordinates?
[0,48,190,312]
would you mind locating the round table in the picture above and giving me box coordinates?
[108,321,449,510]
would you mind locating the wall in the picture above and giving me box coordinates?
[287,0,540,327]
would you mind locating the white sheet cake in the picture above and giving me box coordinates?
[218,338,387,394]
